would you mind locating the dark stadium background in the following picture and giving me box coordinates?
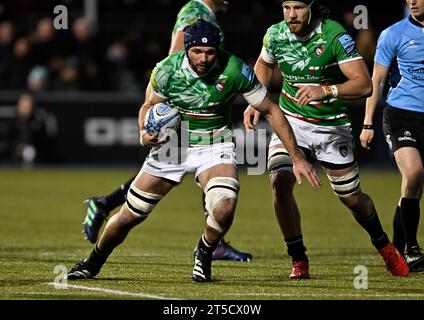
[0,0,406,167]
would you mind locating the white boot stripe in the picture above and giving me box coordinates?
[192,271,206,279]
[194,266,203,273]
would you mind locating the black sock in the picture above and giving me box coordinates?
[400,198,420,251]
[370,232,390,249]
[102,175,137,211]
[285,235,308,262]
[353,209,388,249]
[392,205,406,254]
[88,245,112,267]
[198,234,218,254]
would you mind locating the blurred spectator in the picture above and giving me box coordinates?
[9,37,32,89]
[27,65,48,91]
[70,17,103,90]
[51,56,80,90]
[29,17,57,66]
[0,21,15,88]
[342,9,359,39]
[106,39,138,91]
[0,0,403,93]
[7,93,59,167]
[135,38,166,89]
[356,27,377,71]
[338,6,377,72]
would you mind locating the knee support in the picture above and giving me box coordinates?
[125,184,163,218]
[267,147,293,174]
[204,177,239,232]
[327,167,361,198]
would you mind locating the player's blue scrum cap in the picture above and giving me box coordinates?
[183,20,221,52]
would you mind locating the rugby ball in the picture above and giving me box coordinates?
[144,102,181,140]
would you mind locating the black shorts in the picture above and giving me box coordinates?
[383,106,424,157]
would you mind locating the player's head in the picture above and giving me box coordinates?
[184,20,221,51]
[406,0,424,20]
[282,0,320,35]
[184,20,220,75]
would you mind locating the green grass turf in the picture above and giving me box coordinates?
[0,168,423,300]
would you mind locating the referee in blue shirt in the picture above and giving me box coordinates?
[360,0,424,272]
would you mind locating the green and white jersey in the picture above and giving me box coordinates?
[150,50,265,145]
[262,18,362,126]
[172,0,225,48]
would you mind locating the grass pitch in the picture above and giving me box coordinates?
[0,168,423,300]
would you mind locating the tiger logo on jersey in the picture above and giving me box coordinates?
[315,46,324,57]
[215,79,226,92]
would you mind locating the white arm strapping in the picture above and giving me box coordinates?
[260,46,276,64]
[242,83,268,108]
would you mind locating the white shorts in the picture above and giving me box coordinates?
[142,142,237,183]
[269,116,355,165]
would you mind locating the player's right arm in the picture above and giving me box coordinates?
[239,62,320,189]
[254,94,321,189]
[139,56,175,147]
[360,63,389,149]
[168,30,185,54]
[234,54,320,188]
[243,56,275,130]
[138,84,168,147]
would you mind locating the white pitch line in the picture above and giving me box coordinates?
[226,292,424,298]
[46,282,179,300]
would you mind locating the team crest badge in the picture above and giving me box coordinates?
[315,46,324,57]
[215,80,226,92]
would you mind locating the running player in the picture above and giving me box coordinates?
[67,20,320,282]
[244,0,409,278]
[82,0,253,262]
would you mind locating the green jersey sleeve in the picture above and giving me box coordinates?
[227,55,267,107]
[332,33,362,63]
[150,66,168,99]
[235,62,257,93]
[150,53,183,99]
[261,24,279,64]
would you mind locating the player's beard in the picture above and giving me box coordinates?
[287,15,315,37]
[287,20,306,34]
[286,7,312,36]
[189,59,213,75]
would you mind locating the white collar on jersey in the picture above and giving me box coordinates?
[195,0,216,17]
[182,55,219,78]
[293,19,323,42]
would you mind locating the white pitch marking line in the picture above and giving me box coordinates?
[46,282,179,300]
[226,292,424,298]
